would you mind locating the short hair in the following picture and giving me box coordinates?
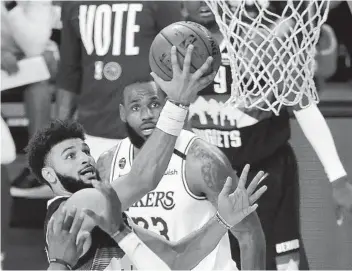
[121,79,165,105]
[26,119,85,184]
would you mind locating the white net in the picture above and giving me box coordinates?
[204,0,331,115]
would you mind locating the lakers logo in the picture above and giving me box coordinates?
[103,62,122,81]
[119,158,126,169]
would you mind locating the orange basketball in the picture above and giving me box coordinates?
[149,21,221,81]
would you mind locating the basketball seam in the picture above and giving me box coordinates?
[150,45,172,80]
[178,22,212,59]
[160,32,199,72]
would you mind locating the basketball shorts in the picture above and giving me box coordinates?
[230,143,309,270]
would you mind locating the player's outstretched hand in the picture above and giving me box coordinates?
[47,206,89,269]
[332,176,352,225]
[217,164,267,227]
[83,180,124,236]
[150,45,216,105]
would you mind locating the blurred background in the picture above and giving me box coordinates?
[1,0,352,270]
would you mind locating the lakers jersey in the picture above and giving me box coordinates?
[109,130,237,270]
[189,41,291,168]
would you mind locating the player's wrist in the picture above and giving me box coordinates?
[167,98,190,109]
[111,222,132,244]
[156,100,188,136]
[331,175,349,188]
[215,211,233,229]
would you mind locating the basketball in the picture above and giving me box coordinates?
[149,21,222,81]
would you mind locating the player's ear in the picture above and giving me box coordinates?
[42,167,56,185]
[120,104,126,123]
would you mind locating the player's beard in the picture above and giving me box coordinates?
[125,122,146,149]
[56,172,101,194]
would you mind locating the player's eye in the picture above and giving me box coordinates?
[150,102,160,108]
[131,105,140,111]
[66,153,76,159]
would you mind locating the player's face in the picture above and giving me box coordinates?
[121,83,166,146]
[183,1,216,26]
[44,138,99,194]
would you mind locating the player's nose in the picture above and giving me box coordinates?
[140,107,153,121]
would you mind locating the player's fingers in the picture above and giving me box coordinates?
[335,205,344,226]
[55,205,67,232]
[70,211,85,236]
[47,217,55,237]
[198,71,217,89]
[63,207,77,232]
[150,72,166,90]
[247,170,266,196]
[238,164,250,189]
[182,44,193,76]
[192,56,213,81]
[249,185,267,205]
[77,231,90,255]
[171,46,181,75]
[83,209,104,226]
[220,177,233,197]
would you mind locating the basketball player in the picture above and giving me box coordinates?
[56,0,182,160]
[97,79,267,270]
[33,47,233,270]
[45,173,264,270]
[182,1,352,270]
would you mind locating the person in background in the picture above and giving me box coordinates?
[55,1,182,161]
[1,116,17,269]
[1,0,59,199]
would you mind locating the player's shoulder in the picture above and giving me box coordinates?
[97,144,120,166]
[187,137,229,166]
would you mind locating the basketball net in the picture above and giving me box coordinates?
[204,0,330,115]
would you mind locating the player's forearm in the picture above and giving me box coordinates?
[55,88,77,120]
[170,215,228,270]
[132,215,227,270]
[115,101,188,210]
[294,104,347,182]
[114,227,171,270]
[231,214,266,270]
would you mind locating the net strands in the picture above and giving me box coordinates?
[205,0,330,115]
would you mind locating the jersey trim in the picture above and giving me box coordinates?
[109,141,123,183]
[181,137,207,201]
[173,149,187,160]
[129,143,134,168]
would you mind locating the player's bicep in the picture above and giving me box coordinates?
[185,139,237,206]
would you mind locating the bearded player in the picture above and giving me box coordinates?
[38,46,237,270]
[182,1,352,270]
[97,79,267,269]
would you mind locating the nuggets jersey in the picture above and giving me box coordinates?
[189,41,291,168]
[109,130,237,270]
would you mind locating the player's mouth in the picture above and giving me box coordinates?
[79,165,97,179]
[141,123,156,136]
[199,6,213,18]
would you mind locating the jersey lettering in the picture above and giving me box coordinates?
[193,128,242,148]
[130,191,175,210]
[131,216,170,240]
[79,3,142,56]
[214,66,227,94]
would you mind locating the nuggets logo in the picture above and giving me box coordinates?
[103,62,122,81]
[119,158,126,169]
